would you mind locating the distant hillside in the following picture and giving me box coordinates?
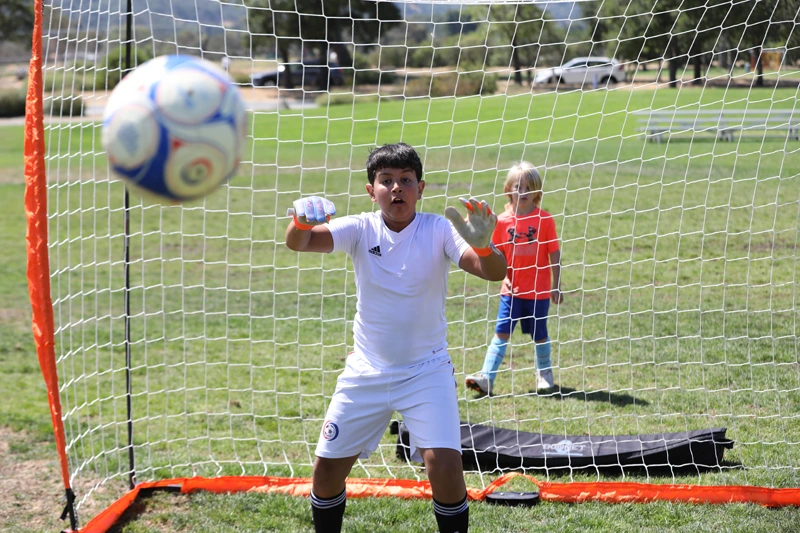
[403,2,579,22]
[47,0,244,33]
[49,0,580,33]
[43,0,582,62]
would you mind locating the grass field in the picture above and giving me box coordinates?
[2,85,800,532]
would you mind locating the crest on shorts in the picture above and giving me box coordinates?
[322,420,340,441]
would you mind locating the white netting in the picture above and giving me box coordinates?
[41,0,800,516]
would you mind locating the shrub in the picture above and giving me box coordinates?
[404,77,432,98]
[410,47,434,68]
[430,74,458,97]
[316,93,379,107]
[379,46,408,69]
[0,89,26,118]
[48,95,84,117]
[352,69,397,86]
[353,52,373,70]
[95,46,154,90]
[463,46,491,67]
[462,70,497,96]
[316,92,353,106]
[407,71,497,98]
[350,50,399,86]
[231,71,252,86]
[432,47,460,68]
[488,48,513,68]
[404,45,464,69]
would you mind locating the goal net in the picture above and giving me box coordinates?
[29,0,800,526]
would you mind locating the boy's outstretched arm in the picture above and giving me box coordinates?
[445,198,507,282]
[285,196,335,253]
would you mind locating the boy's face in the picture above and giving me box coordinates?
[509,179,536,213]
[366,167,425,230]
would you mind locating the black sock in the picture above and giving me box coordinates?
[433,494,469,533]
[310,488,346,533]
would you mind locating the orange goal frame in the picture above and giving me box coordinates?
[24,0,800,531]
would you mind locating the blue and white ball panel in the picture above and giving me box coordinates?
[156,67,226,126]
[102,103,159,171]
[106,121,173,199]
[165,140,228,199]
[164,115,241,167]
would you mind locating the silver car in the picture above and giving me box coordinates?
[534,57,626,86]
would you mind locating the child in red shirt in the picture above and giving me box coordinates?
[465,162,563,395]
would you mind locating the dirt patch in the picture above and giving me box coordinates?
[0,78,24,91]
[748,240,798,253]
[0,307,29,328]
[109,492,191,533]
[0,69,25,91]
[0,427,65,533]
[0,167,25,185]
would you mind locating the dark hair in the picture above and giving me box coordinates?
[366,143,423,185]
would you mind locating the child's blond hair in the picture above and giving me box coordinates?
[503,162,542,212]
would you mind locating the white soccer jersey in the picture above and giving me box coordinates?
[328,211,470,368]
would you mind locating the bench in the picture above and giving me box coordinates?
[634,110,800,143]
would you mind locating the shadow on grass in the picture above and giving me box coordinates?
[107,498,150,533]
[532,385,649,407]
[108,490,186,533]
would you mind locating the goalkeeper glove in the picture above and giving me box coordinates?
[290,196,336,229]
[445,197,497,256]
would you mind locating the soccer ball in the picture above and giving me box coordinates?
[102,55,246,203]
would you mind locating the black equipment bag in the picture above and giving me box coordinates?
[391,421,733,471]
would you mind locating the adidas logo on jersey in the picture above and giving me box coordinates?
[368,245,382,257]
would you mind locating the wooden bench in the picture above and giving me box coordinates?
[634,110,800,143]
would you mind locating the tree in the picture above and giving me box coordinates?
[474,3,565,85]
[599,0,729,88]
[599,0,799,88]
[248,0,400,89]
[720,0,800,87]
[1,0,34,45]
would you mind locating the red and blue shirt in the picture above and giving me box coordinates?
[492,208,559,300]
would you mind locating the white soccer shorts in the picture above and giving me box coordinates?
[315,351,461,462]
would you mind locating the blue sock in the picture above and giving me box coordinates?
[535,338,552,371]
[481,337,508,384]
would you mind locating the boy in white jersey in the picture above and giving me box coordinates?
[285,143,507,533]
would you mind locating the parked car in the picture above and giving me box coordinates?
[534,57,626,86]
[250,60,345,88]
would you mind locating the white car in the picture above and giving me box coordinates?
[534,57,626,86]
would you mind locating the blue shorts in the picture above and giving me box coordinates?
[495,295,550,341]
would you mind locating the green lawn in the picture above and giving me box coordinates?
[2,86,799,532]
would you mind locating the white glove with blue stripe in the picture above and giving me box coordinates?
[289,196,336,227]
